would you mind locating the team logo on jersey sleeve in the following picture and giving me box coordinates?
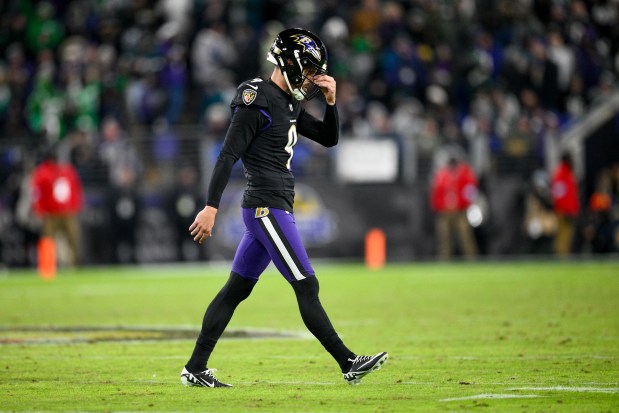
[242,89,257,105]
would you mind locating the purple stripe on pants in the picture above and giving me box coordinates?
[231,208,315,282]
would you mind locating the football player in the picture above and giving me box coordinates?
[181,28,388,388]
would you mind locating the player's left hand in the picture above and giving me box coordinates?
[313,74,336,105]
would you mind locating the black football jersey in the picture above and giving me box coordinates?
[206,77,339,212]
[232,77,301,210]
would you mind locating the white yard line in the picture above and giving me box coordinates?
[440,394,542,402]
[396,354,617,360]
[511,386,619,393]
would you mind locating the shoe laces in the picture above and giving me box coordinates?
[200,368,218,377]
[350,355,372,364]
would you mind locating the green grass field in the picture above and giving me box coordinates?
[1,261,618,412]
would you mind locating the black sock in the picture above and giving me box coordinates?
[186,272,256,372]
[290,276,355,372]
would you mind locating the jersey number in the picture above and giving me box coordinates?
[285,124,298,170]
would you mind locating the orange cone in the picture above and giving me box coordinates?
[38,236,56,280]
[365,228,386,270]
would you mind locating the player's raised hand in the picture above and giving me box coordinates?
[189,206,218,244]
[313,74,336,105]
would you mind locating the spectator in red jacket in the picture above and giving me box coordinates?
[550,152,580,256]
[430,155,479,259]
[31,148,84,266]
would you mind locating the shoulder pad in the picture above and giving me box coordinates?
[231,78,269,108]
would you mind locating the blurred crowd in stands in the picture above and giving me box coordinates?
[1,0,618,264]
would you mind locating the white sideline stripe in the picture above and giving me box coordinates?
[396,355,617,360]
[440,394,541,402]
[261,216,305,280]
[233,380,436,386]
[240,381,339,385]
[511,386,619,393]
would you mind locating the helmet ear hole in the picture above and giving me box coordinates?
[289,73,302,85]
[284,59,302,85]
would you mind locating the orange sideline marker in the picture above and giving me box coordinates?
[38,237,56,280]
[365,228,386,270]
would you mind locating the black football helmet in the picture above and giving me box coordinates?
[267,28,328,100]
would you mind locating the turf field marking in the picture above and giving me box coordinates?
[237,380,437,386]
[242,381,340,385]
[440,394,542,402]
[511,386,619,393]
[0,325,311,345]
[396,354,618,360]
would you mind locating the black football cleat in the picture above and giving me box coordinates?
[343,352,389,385]
[180,367,232,388]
